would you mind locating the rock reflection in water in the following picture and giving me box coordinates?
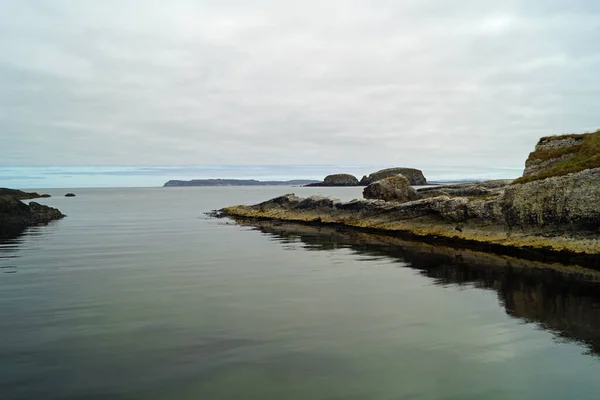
[0,226,56,273]
[234,219,600,357]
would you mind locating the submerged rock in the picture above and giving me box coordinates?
[363,175,420,203]
[360,168,427,186]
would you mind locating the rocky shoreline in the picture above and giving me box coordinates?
[0,189,65,238]
[216,131,600,265]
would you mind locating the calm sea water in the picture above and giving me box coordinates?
[1,187,600,400]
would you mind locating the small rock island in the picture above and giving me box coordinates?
[0,188,65,238]
[218,130,600,259]
[306,167,427,187]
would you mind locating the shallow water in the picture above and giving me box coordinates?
[1,187,600,399]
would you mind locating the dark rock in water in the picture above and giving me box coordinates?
[0,188,51,200]
[40,194,51,198]
[0,194,65,238]
[360,168,427,186]
[306,174,359,187]
[323,173,359,186]
[363,175,420,203]
[65,193,76,197]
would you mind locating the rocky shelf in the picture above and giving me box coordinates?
[215,130,600,265]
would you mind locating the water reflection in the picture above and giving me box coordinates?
[234,219,600,357]
[0,226,56,273]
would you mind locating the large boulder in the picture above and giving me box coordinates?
[360,168,427,186]
[363,175,420,203]
[306,174,359,187]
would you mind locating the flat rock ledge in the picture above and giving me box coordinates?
[219,170,600,260]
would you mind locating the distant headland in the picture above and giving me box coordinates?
[163,179,320,187]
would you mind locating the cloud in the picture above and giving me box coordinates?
[1,0,599,170]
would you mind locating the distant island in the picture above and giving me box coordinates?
[164,179,320,187]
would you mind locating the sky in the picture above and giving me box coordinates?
[1,1,599,178]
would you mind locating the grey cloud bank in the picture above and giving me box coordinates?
[1,0,599,168]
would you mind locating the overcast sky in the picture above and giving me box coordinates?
[1,0,599,169]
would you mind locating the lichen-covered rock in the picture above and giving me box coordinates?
[363,175,420,203]
[360,168,427,186]
[503,168,600,231]
[0,195,65,238]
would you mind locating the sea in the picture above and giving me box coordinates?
[2,186,600,400]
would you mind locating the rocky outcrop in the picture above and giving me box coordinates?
[0,194,65,238]
[518,130,599,183]
[360,168,427,186]
[219,187,600,256]
[306,174,360,187]
[217,131,600,258]
[504,168,600,233]
[417,180,512,199]
[363,175,420,202]
[65,193,76,197]
[523,135,584,177]
[0,188,51,199]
